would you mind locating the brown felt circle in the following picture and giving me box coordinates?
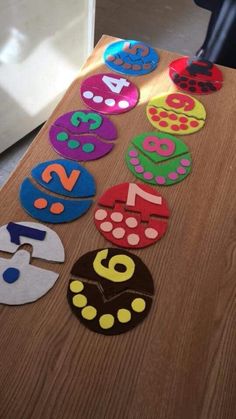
[67,248,154,335]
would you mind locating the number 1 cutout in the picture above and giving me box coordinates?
[7,222,46,245]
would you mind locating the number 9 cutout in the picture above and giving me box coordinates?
[147,92,206,135]
[94,182,170,249]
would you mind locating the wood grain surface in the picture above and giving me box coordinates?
[0,35,235,419]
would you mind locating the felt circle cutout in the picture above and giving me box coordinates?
[104,39,159,76]
[94,182,170,249]
[49,110,117,161]
[19,159,96,223]
[67,248,154,335]
[0,221,64,305]
[169,57,223,95]
[126,132,192,186]
[81,73,139,114]
[146,92,206,135]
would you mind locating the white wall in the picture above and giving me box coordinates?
[0,0,95,153]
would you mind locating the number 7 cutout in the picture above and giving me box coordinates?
[81,73,139,114]
[94,182,170,249]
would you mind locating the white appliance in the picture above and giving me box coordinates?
[0,0,95,153]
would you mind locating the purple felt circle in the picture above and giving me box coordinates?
[49,110,117,161]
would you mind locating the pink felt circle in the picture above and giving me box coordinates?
[110,212,124,222]
[112,227,126,239]
[100,221,113,232]
[135,165,144,173]
[130,158,139,165]
[168,172,178,180]
[129,149,138,157]
[177,166,186,175]
[95,209,108,220]
[81,73,139,115]
[145,228,158,239]
[125,217,138,228]
[143,172,154,180]
[155,176,166,185]
[181,158,191,167]
[127,234,140,246]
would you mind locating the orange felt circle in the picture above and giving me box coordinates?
[50,202,64,214]
[34,198,48,209]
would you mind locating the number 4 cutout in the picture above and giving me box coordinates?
[102,75,130,93]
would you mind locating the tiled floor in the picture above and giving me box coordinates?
[0,0,210,187]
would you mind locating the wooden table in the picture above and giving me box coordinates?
[0,35,235,419]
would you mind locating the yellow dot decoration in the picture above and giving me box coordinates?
[99,314,115,329]
[117,308,131,323]
[81,306,97,320]
[131,298,146,313]
[70,280,84,293]
[72,294,87,308]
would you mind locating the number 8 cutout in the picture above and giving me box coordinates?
[81,73,139,114]
[94,182,170,249]
[147,92,206,135]
[126,132,192,186]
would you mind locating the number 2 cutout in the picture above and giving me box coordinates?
[41,163,81,192]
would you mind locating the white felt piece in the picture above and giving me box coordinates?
[0,221,65,262]
[0,250,59,305]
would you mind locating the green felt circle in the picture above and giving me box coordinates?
[57,132,69,141]
[82,143,95,153]
[125,132,192,187]
[68,140,80,149]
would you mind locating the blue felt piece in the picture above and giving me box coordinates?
[20,179,93,224]
[31,159,96,198]
[3,267,20,284]
[104,40,159,76]
[7,222,46,245]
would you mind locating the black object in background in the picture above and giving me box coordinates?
[194,0,236,68]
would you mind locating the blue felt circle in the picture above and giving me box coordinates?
[104,40,159,76]
[3,267,20,284]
